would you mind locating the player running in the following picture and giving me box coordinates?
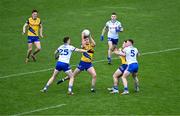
[22,9,43,63]
[100,12,123,64]
[57,32,97,93]
[40,36,87,95]
[114,39,139,95]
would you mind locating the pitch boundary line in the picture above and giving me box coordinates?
[1,47,180,79]
[12,104,66,116]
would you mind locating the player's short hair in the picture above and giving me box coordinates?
[123,40,127,42]
[112,12,117,15]
[84,36,89,39]
[63,36,70,43]
[127,39,134,45]
[32,9,38,13]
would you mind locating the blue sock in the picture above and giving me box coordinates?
[124,87,128,91]
[113,86,118,90]
[107,57,111,62]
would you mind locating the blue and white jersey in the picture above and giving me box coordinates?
[106,20,122,39]
[57,44,76,64]
[123,46,138,64]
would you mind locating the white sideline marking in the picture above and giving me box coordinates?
[141,47,180,55]
[0,68,53,79]
[13,104,66,116]
[0,47,180,79]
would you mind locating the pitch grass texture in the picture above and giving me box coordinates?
[0,0,180,115]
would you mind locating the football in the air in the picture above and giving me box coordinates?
[82,29,90,36]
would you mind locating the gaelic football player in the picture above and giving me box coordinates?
[100,12,123,64]
[114,39,139,95]
[57,32,97,93]
[40,37,87,95]
[22,9,43,63]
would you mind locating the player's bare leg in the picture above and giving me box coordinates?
[41,69,59,92]
[87,67,97,92]
[110,69,122,93]
[107,41,113,64]
[32,41,41,61]
[132,73,139,92]
[26,43,32,63]
[66,70,74,95]
[121,70,130,95]
[57,68,81,84]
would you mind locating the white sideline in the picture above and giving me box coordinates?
[12,104,66,116]
[0,47,180,79]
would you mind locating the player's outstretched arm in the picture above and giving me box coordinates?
[75,48,87,53]
[22,23,28,35]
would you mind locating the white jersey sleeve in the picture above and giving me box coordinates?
[69,45,76,52]
[123,46,138,64]
[57,44,76,64]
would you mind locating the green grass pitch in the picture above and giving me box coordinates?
[0,0,180,115]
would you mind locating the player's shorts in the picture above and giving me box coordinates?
[55,61,71,72]
[127,63,139,73]
[27,36,40,43]
[119,64,128,73]
[108,38,119,45]
[77,60,93,71]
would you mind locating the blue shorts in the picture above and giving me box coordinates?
[28,36,40,43]
[77,61,93,71]
[108,38,119,45]
[55,61,71,72]
[119,64,128,73]
[127,63,139,73]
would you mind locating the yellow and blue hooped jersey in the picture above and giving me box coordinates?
[119,48,127,64]
[27,17,41,36]
[120,56,127,64]
[81,44,95,62]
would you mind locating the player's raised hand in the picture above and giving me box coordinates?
[100,35,104,41]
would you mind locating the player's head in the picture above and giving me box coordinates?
[126,39,134,46]
[32,9,38,19]
[63,36,71,44]
[111,12,117,21]
[83,36,90,45]
[122,40,127,48]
